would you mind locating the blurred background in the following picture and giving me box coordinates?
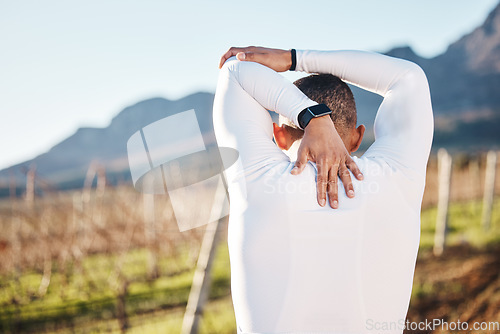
[0,1,499,333]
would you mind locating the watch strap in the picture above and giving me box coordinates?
[289,49,297,71]
[298,104,332,129]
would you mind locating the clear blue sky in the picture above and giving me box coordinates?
[0,0,498,170]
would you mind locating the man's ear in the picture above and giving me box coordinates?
[273,123,292,150]
[349,124,365,153]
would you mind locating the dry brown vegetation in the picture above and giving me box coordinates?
[0,151,498,333]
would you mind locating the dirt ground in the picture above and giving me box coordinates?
[405,245,500,334]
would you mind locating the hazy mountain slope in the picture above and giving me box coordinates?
[1,3,499,193]
[0,93,214,189]
[355,3,500,149]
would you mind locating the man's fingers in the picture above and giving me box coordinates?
[291,148,308,175]
[219,50,234,68]
[327,167,339,209]
[316,161,328,207]
[219,47,243,68]
[339,165,355,198]
[236,52,246,60]
[237,51,269,65]
[219,46,258,68]
[346,158,364,180]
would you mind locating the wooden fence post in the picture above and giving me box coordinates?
[434,148,452,257]
[143,191,158,279]
[482,150,497,230]
[94,166,106,226]
[25,163,36,209]
[82,162,96,204]
[181,181,229,334]
[72,193,85,291]
[38,210,53,297]
[9,169,16,200]
[468,157,480,200]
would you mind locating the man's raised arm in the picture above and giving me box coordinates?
[220,47,364,209]
[295,49,434,174]
[222,47,433,176]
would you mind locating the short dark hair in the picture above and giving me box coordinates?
[293,74,356,135]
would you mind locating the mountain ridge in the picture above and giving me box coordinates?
[1,3,499,193]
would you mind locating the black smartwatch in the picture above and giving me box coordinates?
[297,104,332,129]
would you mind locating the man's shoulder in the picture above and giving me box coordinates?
[355,155,426,206]
[356,153,426,182]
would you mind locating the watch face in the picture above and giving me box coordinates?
[308,104,332,117]
[309,109,332,117]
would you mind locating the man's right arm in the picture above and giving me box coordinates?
[223,48,434,175]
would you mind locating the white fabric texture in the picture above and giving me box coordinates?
[213,50,433,334]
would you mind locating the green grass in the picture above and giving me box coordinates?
[124,297,236,334]
[420,198,500,250]
[0,198,499,333]
[0,244,231,333]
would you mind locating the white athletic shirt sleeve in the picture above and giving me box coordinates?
[215,50,433,177]
[228,56,318,128]
[296,50,434,175]
[214,56,318,171]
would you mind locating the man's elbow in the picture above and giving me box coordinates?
[400,61,434,124]
[402,62,429,91]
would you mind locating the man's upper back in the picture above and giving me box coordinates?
[215,49,433,333]
[225,153,423,332]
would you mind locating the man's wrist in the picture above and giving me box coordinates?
[304,115,332,132]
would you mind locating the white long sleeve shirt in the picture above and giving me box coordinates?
[213,50,433,334]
